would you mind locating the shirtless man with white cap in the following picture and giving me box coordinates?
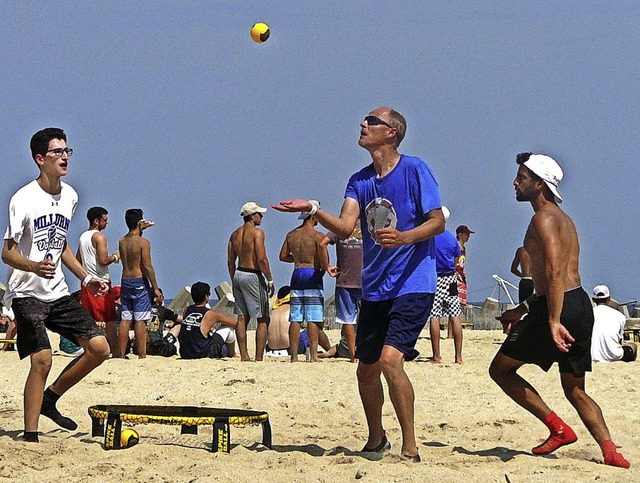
[489,152,629,468]
[227,202,275,361]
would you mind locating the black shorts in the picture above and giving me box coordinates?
[499,287,593,377]
[206,333,226,358]
[518,278,535,304]
[621,345,635,362]
[356,293,434,364]
[12,296,103,360]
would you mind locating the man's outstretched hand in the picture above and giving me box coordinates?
[272,199,312,213]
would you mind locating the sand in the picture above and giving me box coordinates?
[0,329,638,482]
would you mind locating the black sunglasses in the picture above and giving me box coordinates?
[364,115,394,128]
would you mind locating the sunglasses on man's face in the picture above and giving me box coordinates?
[364,115,393,128]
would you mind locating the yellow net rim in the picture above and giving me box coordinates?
[88,405,268,426]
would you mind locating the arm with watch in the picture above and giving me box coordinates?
[93,230,119,267]
[61,242,109,296]
[272,198,360,240]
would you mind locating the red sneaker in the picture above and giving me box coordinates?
[602,441,630,469]
[532,424,578,455]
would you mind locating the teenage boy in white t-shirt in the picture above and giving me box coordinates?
[2,128,110,442]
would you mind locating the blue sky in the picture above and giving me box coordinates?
[2,1,639,305]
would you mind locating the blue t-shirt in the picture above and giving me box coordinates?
[434,230,461,275]
[345,154,441,301]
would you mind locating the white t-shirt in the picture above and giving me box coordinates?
[591,304,626,362]
[3,180,78,305]
[78,229,110,281]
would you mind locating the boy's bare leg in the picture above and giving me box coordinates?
[450,316,463,364]
[255,316,269,361]
[24,350,53,432]
[105,320,120,357]
[307,322,320,362]
[318,327,331,351]
[50,336,110,394]
[342,324,357,362]
[117,320,132,357]
[40,336,109,433]
[429,317,442,363]
[289,322,301,362]
[236,315,250,361]
[134,321,147,358]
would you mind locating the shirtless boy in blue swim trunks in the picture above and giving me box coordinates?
[279,212,331,362]
[118,208,162,359]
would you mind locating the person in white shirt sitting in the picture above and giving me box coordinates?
[591,284,637,363]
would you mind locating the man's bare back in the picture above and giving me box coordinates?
[118,228,161,304]
[523,203,581,297]
[119,234,148,279]
[285,225,326,269]
[229,224,262,272]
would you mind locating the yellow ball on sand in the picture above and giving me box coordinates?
[251,22,270,43]
[120,428,140,448]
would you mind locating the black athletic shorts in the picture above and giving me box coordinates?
[621,345,635,362]
[499,287,593,377]
[518,278,535,304]
[207,333,226,358]
[12,296,103,360]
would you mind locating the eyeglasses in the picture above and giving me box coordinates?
[364,116,394,128]
[45,148,73,157]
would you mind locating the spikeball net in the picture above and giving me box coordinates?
[88,404,271,452]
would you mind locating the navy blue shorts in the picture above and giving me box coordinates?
[356,293,434,364]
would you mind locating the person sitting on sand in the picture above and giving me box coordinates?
[317,332,355,360]
[134,288,183,357]
[178,282,237,359]
[0,301,17,351]
[591,284,637,363]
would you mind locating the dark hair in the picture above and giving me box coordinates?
[30,128,67,161]
[87,206,108,225]
[515,152,543,182]
[277,285,291,299]
[516,152,532,165]
[243,215,253,222]
[191,281,211,305]
[125,209,144,229]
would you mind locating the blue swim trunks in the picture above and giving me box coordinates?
[335,287,362,325]
[120,277,152,322]
[290,268,324,324]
